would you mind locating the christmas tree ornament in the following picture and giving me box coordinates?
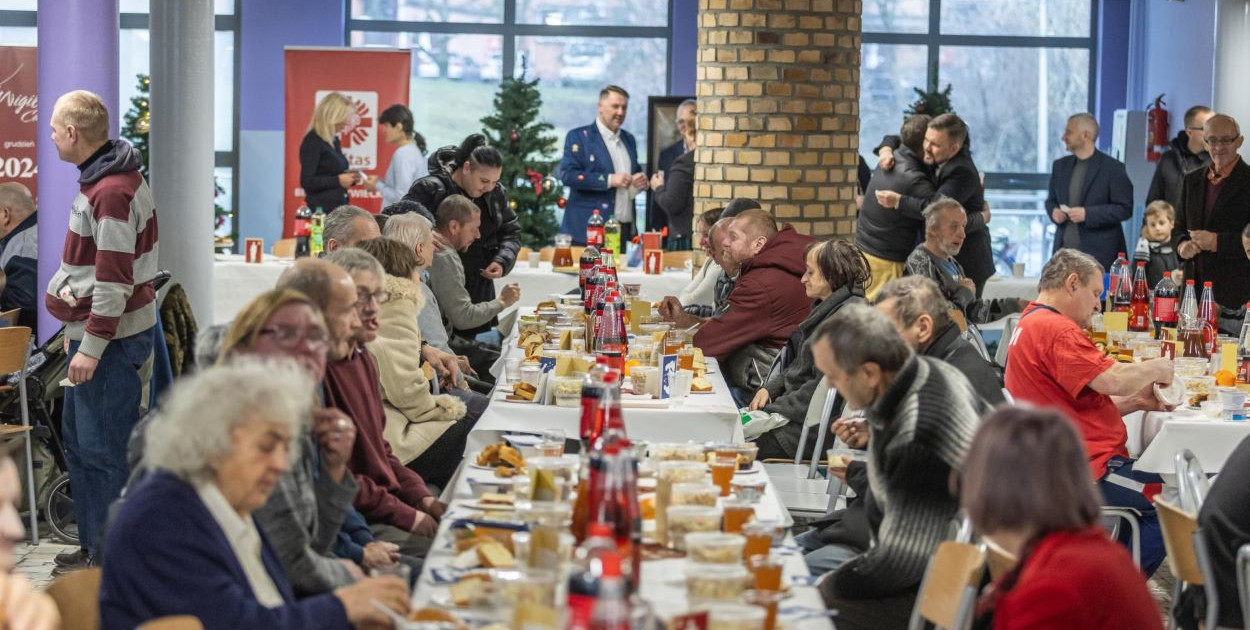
[510,131,520,142]
[508,199,519,211]
[557,197,567,209]
[542,176,556,192]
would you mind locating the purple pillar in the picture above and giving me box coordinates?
[36,0,119,343]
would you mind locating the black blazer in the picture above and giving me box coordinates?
[653,149,695,239]
[649,139,687,231]
[1046,150,1135,270]
[898,149,993,285]
[298,131,349,212]
[1171,159,1250,307]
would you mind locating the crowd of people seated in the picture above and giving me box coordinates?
[14,86,1250,630]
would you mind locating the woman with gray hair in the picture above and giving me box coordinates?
[99,359,410,630]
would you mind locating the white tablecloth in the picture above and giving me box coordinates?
[211,255,293,325]
[495,262,693,308]
[982,276,1038,301]
[414,459,833,630]
[471,354,744,454]
[1123,409,1250,474]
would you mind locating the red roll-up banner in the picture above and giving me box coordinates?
[0,46,39,199]
[283,47,411,237]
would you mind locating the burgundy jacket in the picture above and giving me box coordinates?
[694,225,813,360]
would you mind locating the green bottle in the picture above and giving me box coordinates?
[309,206,325,257]
[604,215,621,264]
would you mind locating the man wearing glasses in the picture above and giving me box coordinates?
[1172,113,1250,307]
[1147,105,1213,209]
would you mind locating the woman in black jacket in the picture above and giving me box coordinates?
[396,134,521,337]
[299,92,359,212]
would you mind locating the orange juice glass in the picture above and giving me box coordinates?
[747,554,783,591]
[709,459,735,497]
[741,521,778,560]
[722,500,755,533]
[743,590,785,630]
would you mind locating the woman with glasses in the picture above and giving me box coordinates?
[356,237,486,489]
[214,289,414,595]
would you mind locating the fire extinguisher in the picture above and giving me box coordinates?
[1147,93,1169,162]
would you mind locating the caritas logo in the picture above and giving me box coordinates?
[316,90,377,170]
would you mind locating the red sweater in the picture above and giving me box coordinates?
[694,225,812,359]
[992,528,1162,630]
[324,346,431,531]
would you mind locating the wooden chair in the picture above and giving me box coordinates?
[1156,499,1220,630]
[271,238,296,258]
[661,250,692,271]
[907,541,985,630]
[138,616,205,630]
[0,309,18,327]
[46,568,102,630]
[982,538,1018,581]
[0,326,37,542]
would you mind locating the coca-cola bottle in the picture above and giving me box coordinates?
[566,523,620,629]
[584,262,603,316]
[1129,262,1151,332]
[1107,251,1129,311]
[578,358,611,448]
[587,209,606,248]
[579,245,600,294]
[1111,259,1132,313]
[1153,271,1179,336]
[293,203,312,258]
[596,288,628,356]
[586,424,639,591]
[1238,304,1250,383]
[1179,280,1205,358]
[588,550,631,630]
[1200,281,1219,354]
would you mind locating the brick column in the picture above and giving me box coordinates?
[694,0,862,237]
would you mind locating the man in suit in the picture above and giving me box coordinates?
[559,85,647,245]
[650,98,696,232]
[854,114,935,299]
[875,114,994,296]
[1173,113,1250,307]
[1047,113,1135,271]
[1147,105,1213,209]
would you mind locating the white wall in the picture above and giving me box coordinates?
[1214,0,1250,161]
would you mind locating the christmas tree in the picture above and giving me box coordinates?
[122,73,235,248]
[904,83,956,117]
[480,63,561,249]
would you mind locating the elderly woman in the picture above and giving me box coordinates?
[962,407,1162,630]
[749,239,870,460]
[0,450,59,630]
[100,360,409,630]
[356,237,488,489]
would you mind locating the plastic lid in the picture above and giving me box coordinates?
[1204,281,1213,286]
[588,523,614,538]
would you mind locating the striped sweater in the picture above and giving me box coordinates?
[821,355,987,601]
[45,140,159,359]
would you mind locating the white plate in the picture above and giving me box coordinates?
[1154,377,1184,407]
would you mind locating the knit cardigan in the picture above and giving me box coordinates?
[366,275,467,465]
[822,355,986,601]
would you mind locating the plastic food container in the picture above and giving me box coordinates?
[684,532,746,564]
[685,562,750,604]
[666,505,723,550]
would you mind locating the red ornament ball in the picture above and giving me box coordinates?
[557,197,567,209]
[510,131,520,142]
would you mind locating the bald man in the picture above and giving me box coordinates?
[1046,112,1134,270]
[0,183,38,331]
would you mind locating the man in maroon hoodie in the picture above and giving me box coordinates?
[692,209,813,403]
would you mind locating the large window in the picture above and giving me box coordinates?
[0,0,240,244]
[861,0,1096,276]
[348,0,671,165]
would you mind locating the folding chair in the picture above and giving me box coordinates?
[46,567,102,630]
[1156,499,1220,630]
[0,309,18,327]
[763,382,839,517]
[907,541,985,630]
[1173,449,1209,513]
[982,538,1018,581]
[993,313,1021,369]
[1101,506,1142,567]
[1238,543,1250,630]
[0,326,37,543]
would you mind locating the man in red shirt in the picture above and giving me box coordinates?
[1005,248,1174,574]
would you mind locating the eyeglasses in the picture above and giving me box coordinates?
[1204,135,1240,147]
[258,325,329,350]
[355,289,390,307]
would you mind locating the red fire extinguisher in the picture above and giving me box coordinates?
[1147,93,1169,162]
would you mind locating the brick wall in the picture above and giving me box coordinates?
[693,0,862,237]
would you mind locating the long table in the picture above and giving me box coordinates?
[494,261,693,308]
[1124,409,1250,474]
[413,459,835,629]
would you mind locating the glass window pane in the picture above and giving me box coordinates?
[940,0,1090,37]
[214,165,234,241]
[859,43,927,168]
[118,0,236,13]
[119,29,235,152]
[985,189,1051,277]
[349,31,504,152]
[350,0,503,23]
[939,46,1089,173]
[863,0,928,34]
[0,25,36,45]
[0,0,35,9]
[515,0,667,26]
[516,36,667,166]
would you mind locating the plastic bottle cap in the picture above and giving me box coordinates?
[1137,262,1145,267]
[604,371,620,384]
[599,549,622,577]
[1204,281,1213,286]
[588,523,614,539]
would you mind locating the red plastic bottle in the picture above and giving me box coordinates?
[579,358,611,447]
[1153,271,1179,335]
[1129,262,1151,332]
[579,245,600,293]
[587,209,606,248]
[1200,281,1219,353]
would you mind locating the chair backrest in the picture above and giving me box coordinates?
[46,567,102,630]
[993,313,1021,368]
[910,541,985,630]
[1237,543,1250,629]
[805,384,839,476]
[0,309,19,327]
[948,309,968,333]
[1156,499,1204,585]
[1173,449,1210,512]
[138,616,205,630]
[0,326,32,375]
[982,539,1018,581]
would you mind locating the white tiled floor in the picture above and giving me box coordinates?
[13,527,76,591]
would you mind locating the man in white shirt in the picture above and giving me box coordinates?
[558,85,648,244]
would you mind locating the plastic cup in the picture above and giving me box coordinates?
[741,521,780,559]
[504,357,522,383]
[741,590,785,630]
[722,499,756,533]
[707,603,766,630]
[710,458,736,497]
[746,554,783,591]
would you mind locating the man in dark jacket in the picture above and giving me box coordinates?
[875,114,993,296]
[1148,105,1213,209]
[855,115,935,299]
[0,183,38,332]
[1173,113,1250,307]
[649,98,696,232]
[691,209,813,402]
[1047,112,1135,271]
[398,145,521,337]
[1177,435,1250,629]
